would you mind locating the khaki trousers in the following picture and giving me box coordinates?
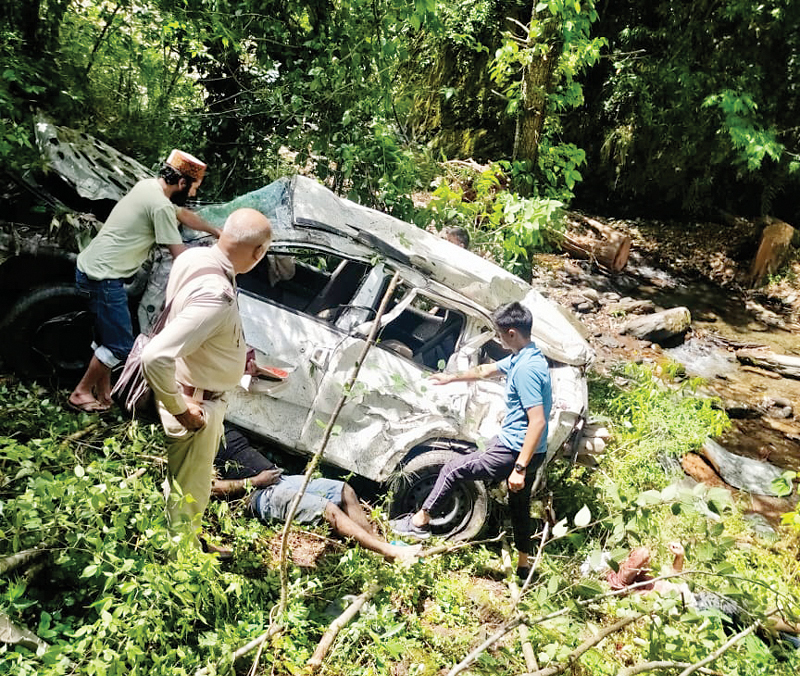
[159,397,228,547]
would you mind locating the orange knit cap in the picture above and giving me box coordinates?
[166,149,207,182]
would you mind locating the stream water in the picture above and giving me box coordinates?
[621,262,800,472]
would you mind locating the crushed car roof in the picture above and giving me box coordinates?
[198,176,532,311]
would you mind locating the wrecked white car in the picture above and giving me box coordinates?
[191,176,592,539]
[0,123,593,540]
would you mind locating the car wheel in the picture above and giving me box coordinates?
[0,284,94,378]
[390,449,489,541]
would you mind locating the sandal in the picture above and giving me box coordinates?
[66,397,110,414]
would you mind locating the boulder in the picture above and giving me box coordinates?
[700,438,784,496]
[608,299,656,315]
[621,307,691,346]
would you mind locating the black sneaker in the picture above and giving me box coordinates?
[389,514,432,541]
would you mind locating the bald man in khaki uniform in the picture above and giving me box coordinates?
[142,208,272,549]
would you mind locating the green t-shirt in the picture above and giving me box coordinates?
[77,178,183,280]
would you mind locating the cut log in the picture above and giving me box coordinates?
[621,307,691,346]
[735,348,800,379]
[562,215,632,272]
[748,218,795,287]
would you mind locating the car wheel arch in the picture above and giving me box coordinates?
[387,439,490,542]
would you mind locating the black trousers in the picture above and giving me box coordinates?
[421,437,545,554]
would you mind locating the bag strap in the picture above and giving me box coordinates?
[149,265,231,335]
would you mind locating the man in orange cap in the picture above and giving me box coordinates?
[68,149,219,413]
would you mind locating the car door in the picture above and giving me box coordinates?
[224,248,367,450]
[298,280,474,482]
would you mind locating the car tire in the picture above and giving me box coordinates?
[0,284,94,378]
[390,448,489,541]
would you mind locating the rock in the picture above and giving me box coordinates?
[608,299,656,315]
[575,301,595,313]
[741,513,778,540]
[603,292,621,303]
[621,307,691,346]
[722,399,762,419]
[759,396,794,419]
[580,289,601,302]
[595,335,622,349]
[699,438,784,496]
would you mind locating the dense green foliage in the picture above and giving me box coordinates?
[4,0,797,226]
[567,0,800,217]
[1,369,798,674]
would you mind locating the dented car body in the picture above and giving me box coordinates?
[1,123,592,540]
[190,176,592,538]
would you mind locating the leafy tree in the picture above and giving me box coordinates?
[566,0,800,217]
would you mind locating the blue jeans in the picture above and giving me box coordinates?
[249,476,345,525]
[76,269,134,368]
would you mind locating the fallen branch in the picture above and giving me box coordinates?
[194,620,284,676]
[676,622,758,676]
[447,570,701,676]
[501,541,538,673]
[277,273,400,616]
[307,581,381,672]
[520,520,550,597]
[126,467,147,481]
[420,532,504,559]
[0,548,44,577]
[0,610,49,653]
[59,422,101,447]
[618,662,721,676]
[529,612,644,676]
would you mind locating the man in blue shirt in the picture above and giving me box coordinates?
[391,301,552,578]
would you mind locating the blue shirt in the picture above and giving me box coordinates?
[495,342,552,454]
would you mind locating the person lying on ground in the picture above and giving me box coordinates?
[212,428,422,564]
[607,542,799,648]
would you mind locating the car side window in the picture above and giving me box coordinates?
[238,249,369,318]
[377,285,466,370]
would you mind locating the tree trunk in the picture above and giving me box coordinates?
[514,5,561,170]
[736,348,800,379]
[561,214,632,271]
[748,217,795,287]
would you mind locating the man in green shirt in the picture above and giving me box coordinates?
[68,150,218,413]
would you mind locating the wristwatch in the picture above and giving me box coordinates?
[514,463,527,473]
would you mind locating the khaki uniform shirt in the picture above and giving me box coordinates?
[142,246,246,415]
[78,178,183,280]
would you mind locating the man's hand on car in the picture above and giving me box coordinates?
[429,372,454,385]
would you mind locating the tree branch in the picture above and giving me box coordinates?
[618,662,721,676]
[277,272,401,616]
[676,622,758,676]
[307,581,381,671]
[529,612,645,676]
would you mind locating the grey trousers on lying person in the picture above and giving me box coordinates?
[421,437,546,554]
